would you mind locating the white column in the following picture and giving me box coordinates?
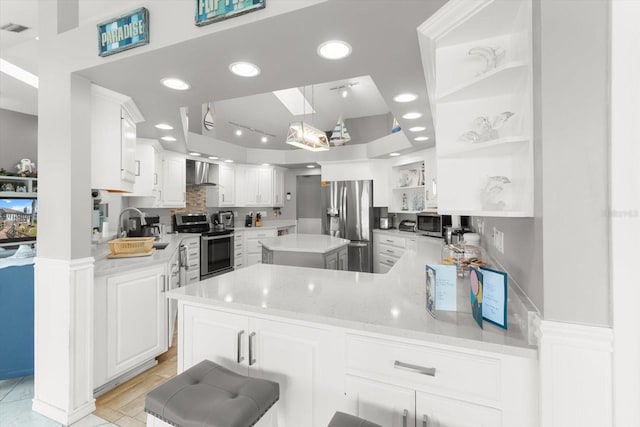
[611,1,640,425]
[33,1,95,424]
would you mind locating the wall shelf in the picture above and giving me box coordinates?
[437,61,528,103]
[419,0,534,217]
[0,176,38,198]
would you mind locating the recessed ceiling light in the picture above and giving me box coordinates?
[262,163,270,166]
[35,36,39,41]
[229,62,261,77]
[409,126,426,132]
[394,93,417,103]
[155,123,174,130]
[261,136,268,143]
[389,152,400,157]
[224,159,234,163]
[235,129,243,136]
[161,136,177,142]
[189,152,201,156]
[208,156,219,160]
[402,112,422,120]
[161,78,190,90]
[414,136,430,141]
[306,164,316,168]
[317,40,352,60]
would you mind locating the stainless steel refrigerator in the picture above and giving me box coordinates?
[321,180,373,273]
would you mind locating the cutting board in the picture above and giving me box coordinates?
[107,248,156,259]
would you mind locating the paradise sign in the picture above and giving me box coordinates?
[97,8,149,57]
[196,0,266,26]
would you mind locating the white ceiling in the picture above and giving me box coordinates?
[0,0,446,155]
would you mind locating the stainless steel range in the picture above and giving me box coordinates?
[173,213,234,279]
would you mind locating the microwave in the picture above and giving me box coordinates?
[416,213,452,237]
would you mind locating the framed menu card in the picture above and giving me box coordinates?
[480,266,508,329]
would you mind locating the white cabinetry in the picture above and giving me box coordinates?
[344,334,537,427]
[272,167,285,206]
[127,149,186,208]
[160,151,186,207]
[218,163,235,206]
[94,264,168,387]
[419,0,533,217]
[373,233,417,273]
[237,165,273,206]
[180,236,201,285]
[246,228,277,266]
[181,304,342,426]
[127,139,160,197]
[91,84,143,193]
[233,230,246,269]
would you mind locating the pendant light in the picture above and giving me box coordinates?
[286,85,329,152]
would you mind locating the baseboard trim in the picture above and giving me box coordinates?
[32,398,96,426]
[538,320,613,427]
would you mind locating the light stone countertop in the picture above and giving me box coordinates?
[168,236,538,359]
[231,220,297,231]
[259,234,350,254]
[92,233,200,277]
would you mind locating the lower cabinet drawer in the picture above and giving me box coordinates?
[346,335,501,403]
[378,244,405,259]
[376,262,392,274]
[186,270,200,284]
[378,235,406,248]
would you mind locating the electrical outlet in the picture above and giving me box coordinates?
[259,210,267,217]
[476,218,484,234]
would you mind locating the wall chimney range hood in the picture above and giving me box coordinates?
[186,159,217,186]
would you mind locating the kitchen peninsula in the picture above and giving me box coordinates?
[167,237,538,426]
[260,233,349,270]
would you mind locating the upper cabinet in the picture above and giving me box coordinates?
[91,84,144,193]
[418,0,534,217]
[126,143,186,209]
[272,167,285,207]
[218,163,235,206]
[236,165,273,206]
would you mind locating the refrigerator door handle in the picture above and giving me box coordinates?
[349,242,368,247]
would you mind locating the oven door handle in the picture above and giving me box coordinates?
[202,234,233,241]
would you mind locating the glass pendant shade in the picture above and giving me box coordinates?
[330,118,351,146]
[286,121,330,152]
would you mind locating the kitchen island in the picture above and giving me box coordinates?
[167,236,539,427]
[259,233,349,270]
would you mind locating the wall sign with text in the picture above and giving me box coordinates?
[97,8,149,57]
[196,0,266,26]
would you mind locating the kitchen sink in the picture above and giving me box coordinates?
[153,242,169,250]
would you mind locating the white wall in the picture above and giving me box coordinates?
[538,0,610,326]
[0,109,38,172]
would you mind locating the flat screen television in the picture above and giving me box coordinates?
[0,198,38,245]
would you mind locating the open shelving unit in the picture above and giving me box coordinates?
[0,176,38,198]
[418,0,534,217]
[389,160,427,214]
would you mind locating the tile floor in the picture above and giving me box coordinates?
[0,376,115,427]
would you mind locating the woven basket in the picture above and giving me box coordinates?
[108,237,155,255]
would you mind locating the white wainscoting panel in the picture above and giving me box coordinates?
[32,257,95,425]
[538,320,613,427]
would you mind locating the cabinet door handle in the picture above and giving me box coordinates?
[248,332,256,366]
[394,360,436,377]
[402,409,408,427]
[161,274,166,292]
[423,414,429,427]
[236,330,245,363]
[386,249,395,253]
[386,239,393,243]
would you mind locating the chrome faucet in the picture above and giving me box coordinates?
[118,207,146,238]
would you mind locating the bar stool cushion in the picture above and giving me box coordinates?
[328,412,383,427]
[145,360,279,427]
